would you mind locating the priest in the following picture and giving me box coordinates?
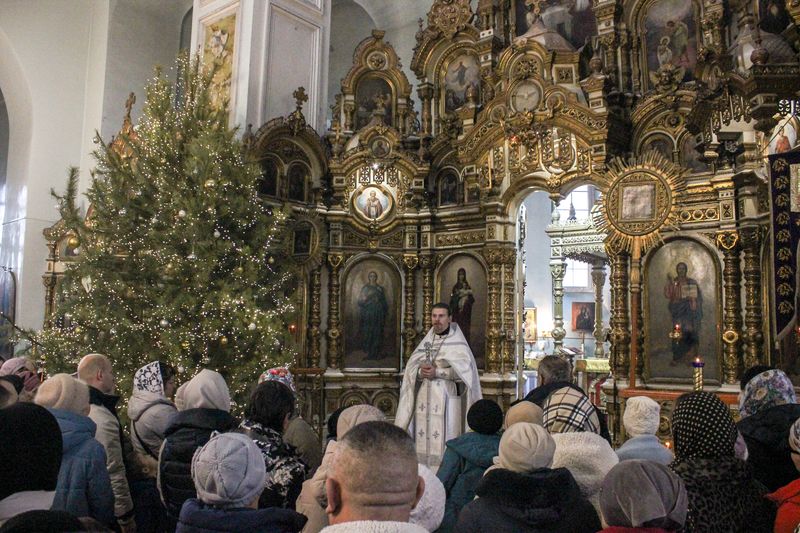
[395,303,482,470]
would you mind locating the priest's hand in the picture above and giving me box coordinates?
[420,364,436,379]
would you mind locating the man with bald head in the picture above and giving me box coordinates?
[78,354,136,533]
[322,421,427,532]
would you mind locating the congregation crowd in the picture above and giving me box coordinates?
[0,352,799,533]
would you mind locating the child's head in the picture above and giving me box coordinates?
[192,432,266,509]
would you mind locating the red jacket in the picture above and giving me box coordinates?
[767,478,800,533]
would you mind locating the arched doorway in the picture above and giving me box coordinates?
[513,185,610,397]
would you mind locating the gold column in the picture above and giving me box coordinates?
[485,247,503,373]
[741,226,765,369]
[307,266,322,368]
[326,254,344,369]
[630,250,645,380]
[609,248,631,379]
[716,231,743,384]
[403,255,419,360]
[550,260,567,352]
[502,249,517,372]
[591,261,607,358]
[420,255,435,332]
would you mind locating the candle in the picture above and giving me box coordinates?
[692,357,705,391]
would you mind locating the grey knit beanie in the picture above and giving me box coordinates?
[191,432,267,509]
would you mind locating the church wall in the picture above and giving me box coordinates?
[327,0,375,125]
[100,0,191,141]
[0,90,8,189]
[0,0,111,330]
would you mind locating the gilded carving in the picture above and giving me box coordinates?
[740,226,766,370]
[327,254,344,368]
[427,0,473,39]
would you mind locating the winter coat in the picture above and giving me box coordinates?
[767,477,800,533]
[48,408,115,526]
[616,435,674,465]
[285,417,322,477]
[454,467,601,533]
[87,386,134,520]
[238,419,307,510]
[320,522,428,533]
[670,456,775,533]
[737,403,800,491]
[158,408,239,521]
[435,431,500,533]
[296,440,336,533]
[176,497,307,533]
[128,388,177,463]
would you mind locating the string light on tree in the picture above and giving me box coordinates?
[34,55,298,407]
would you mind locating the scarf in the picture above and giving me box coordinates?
[133,361,164,395]
[739,369,796,418]
[672,392,736,460]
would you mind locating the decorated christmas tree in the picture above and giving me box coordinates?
[35,57,297,405]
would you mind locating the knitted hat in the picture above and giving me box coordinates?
[467,399,503,435]
[0,357,33,377]
[258,367,295,392]
[192,432,267,509]
[495,422,555,472]
[623,396,661,437]
[0,403,63,501]
[183,369,231,412]
[789,417,800,454]
[504,401,544,428]
[337,404,386,439]
[410,463,445,531]
[34,374,90,416]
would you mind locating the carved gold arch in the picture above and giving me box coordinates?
[250,116,328,187]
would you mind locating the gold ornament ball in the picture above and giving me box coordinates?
[74,326,83,334]
[67,236,80,248]
[219,336,229,346]
[181,340,190,349]
[268,256,275,264]
[235,266,244,275]
[204,179,216,188]
[165,262,174,274]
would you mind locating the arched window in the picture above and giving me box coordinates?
[258,158,278,197]
[287,162,308,202]
[438,171,459,206]
[179,7,193,53]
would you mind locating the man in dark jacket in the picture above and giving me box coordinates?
[158,370,238,526]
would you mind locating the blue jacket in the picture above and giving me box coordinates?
[48,408,115,527]
[435,431,501,533]
[176,498,307,533]
[615,434,674,465]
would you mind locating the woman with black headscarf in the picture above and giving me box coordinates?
[669,391,775,532]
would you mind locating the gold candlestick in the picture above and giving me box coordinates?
[692,357,705,391]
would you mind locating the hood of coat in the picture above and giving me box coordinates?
[445,432,501,468]
[178,498,307,532]
[551,431,618,499]
[127,389,175,421]
[474,467,583,526]
[48,408,97,454]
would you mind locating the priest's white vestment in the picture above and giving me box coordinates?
[395,323,482,470]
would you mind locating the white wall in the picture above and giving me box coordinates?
[328,0,375,123]
[0,0,192,331]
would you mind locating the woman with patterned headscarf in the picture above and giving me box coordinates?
[669,391,774,532]
[128,361,178,464]
[738,367,800,491]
